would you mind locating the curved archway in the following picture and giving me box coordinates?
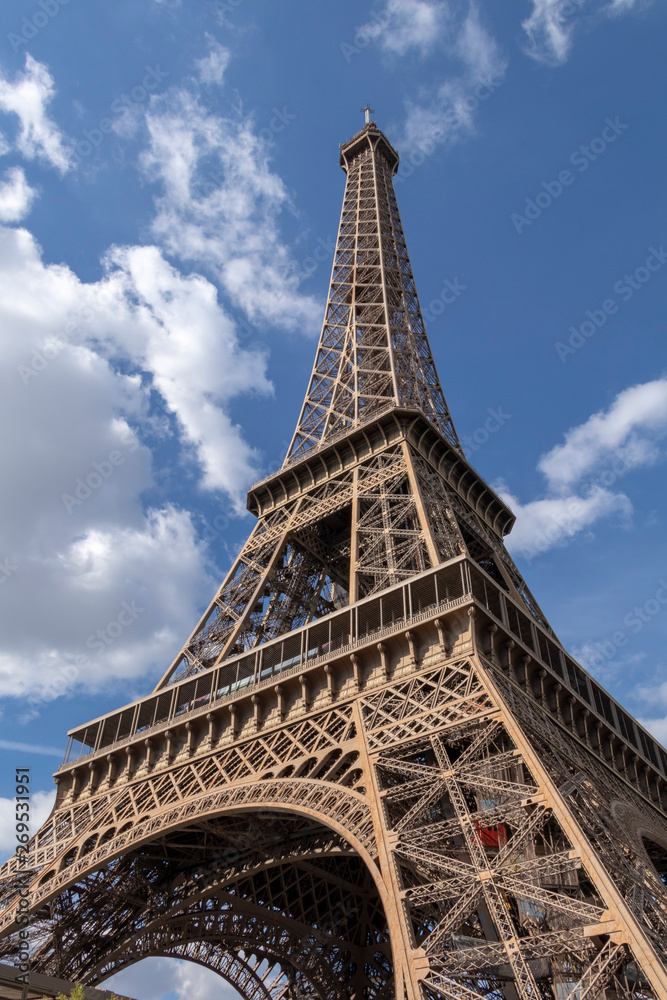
[24,808,393,1000]
[22,777,380,921]
[97,904,343,1000]
[103,951,288,1000]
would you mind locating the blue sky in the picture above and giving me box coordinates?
[0,0,665,995]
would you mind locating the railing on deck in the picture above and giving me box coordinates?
[63,558,470,764]
[61,555,667,785]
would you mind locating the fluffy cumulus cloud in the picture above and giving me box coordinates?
[500,485,631,561]
[538,378,667,491]
[94,243,271,496]
[634,679,667,746]
[499,378,667,560]
[140,84,321,331]
[643,715,667,746]
[0,166,37,222]
[196,35,231,85]
[106,957,244,1000]
[395,2,508,159]
[359,0,449,56]
[0,226,243,704]
[0,46,328,708]
[521,0,645,66]
[0,55,72,173]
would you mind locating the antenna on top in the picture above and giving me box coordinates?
[361,104,374,125]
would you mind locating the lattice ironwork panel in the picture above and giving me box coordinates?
[287,126,461,462]
[363,656,664,999]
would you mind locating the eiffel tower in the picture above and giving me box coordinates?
[2,118,667,1000]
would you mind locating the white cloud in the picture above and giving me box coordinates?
[521,0,645,66]
[455,3,502,76]
[196,36,231,85]
[634,680,667,746]
[0,166,37,221]
[640,714,667,747]
[0,739,63,757]
[105,957,242,1000]
[4,506,216,706]
[521,0,577,66]
[140,85,321,332]
[537,377,667,492]
[0,222,271,704]
[360,0,448,56]
[574,640,616,677]
[645,721,667,751]
[0,46,336,712]
[398,3,508,153]
[96,243,271,497]
[0,55,72,173]
[498,379,667,560]
[500,485,631,561]
[3,551,177,700]
[0,790,55,862]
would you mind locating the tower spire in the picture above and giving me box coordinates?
[286,121,462,464]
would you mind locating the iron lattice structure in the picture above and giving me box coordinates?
[2,122,667,1000]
